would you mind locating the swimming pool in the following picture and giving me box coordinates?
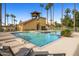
[13,32,60,47]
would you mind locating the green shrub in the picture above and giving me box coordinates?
[61,29,72,37]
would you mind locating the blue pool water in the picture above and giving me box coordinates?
[13,32,60,47]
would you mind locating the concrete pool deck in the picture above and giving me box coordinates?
[0,32,79,56]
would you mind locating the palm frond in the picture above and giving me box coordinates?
[40,3,44,7]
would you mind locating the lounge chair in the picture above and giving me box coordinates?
[0,46,49,56]
[0,46,15,56]
[0,46,32,56]
[15,48,49,56]
[22,48,49,56]
[28,49,66,56]
[0,46,66,56]
[50,53,66,56]
[30,51,66,56]
[31,51,49,56]
[15,48,32,56]
[31,53,66,56]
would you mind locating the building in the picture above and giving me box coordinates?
[17,11,47,31]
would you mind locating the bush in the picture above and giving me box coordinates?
[61,29,72,37]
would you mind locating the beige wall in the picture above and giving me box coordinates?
[18,24,24,31]
[18,18,46,31]
[24,20,37,30]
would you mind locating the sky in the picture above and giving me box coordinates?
[2,3,79,25]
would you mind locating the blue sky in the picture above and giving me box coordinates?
[2,3,79,24]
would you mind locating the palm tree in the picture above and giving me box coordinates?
[14,19,16,31]
[40,4,44,17]
[0,3,2,31]
[61,3,64,20]
[45,3,54,30]
[73,3,76,31]
[6,14,9,25]
[13,15,16,25]
[11,14,16,25]
[45,4,49,25]
[52,4,54,25]
[65,8,71,15]
[48,3,53,25]
[5,3,6,26]
[6,14,9,31]
[11,14,14,25]
[61,3,64,30]
[19,20,22,24]
[10,14,16,31]
[14,19,17,31]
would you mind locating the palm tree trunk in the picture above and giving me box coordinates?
[14,20,15,26]
[50,6,52,25]
[61,3,64,30]
[61,3,63,20]
[50,5,54,30]
[13,18,15,25]
[41,7,43,17]
[5,3,7,31]
[5,3,6,26]
[7,16,8,25]
[53,4,54,25]
[12,17,14,31]
[13,18,15,31]
[74,3,76,32]
[12,17,14,25]
[6,16,9,31]
[46,10,48,25]
[40,4,44,17]
[0,3,2,31]
[14,19,15,26]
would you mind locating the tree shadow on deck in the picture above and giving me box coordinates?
[0,37,17,41]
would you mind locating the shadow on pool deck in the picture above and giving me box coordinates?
[0,37,17,41]
[74,44,79,56]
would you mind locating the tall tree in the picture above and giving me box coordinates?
[65,8,71,15]
[14,19,17,31]
[13,15,16,25]
[61,3,64,20]
[6,14,9,25]
[11,14,14,25]
[10,14,16,31]
[14,19,17,25]
[62,15,73,27]
[0,3,2,31]
[73,3,76,31]
[6,14,9,31]
[61,3,64,30]
[40,4,44,17]
[46,3,53,25]
[49,3,53,25]
[11,14,16,25]
[45,4,50,25]
[62,8,73,28]
[52,4,54,25]
[19,20,22,24]
[72,9,79,28]
[5,3,6,26]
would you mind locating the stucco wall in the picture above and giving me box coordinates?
[18,18,46,31]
